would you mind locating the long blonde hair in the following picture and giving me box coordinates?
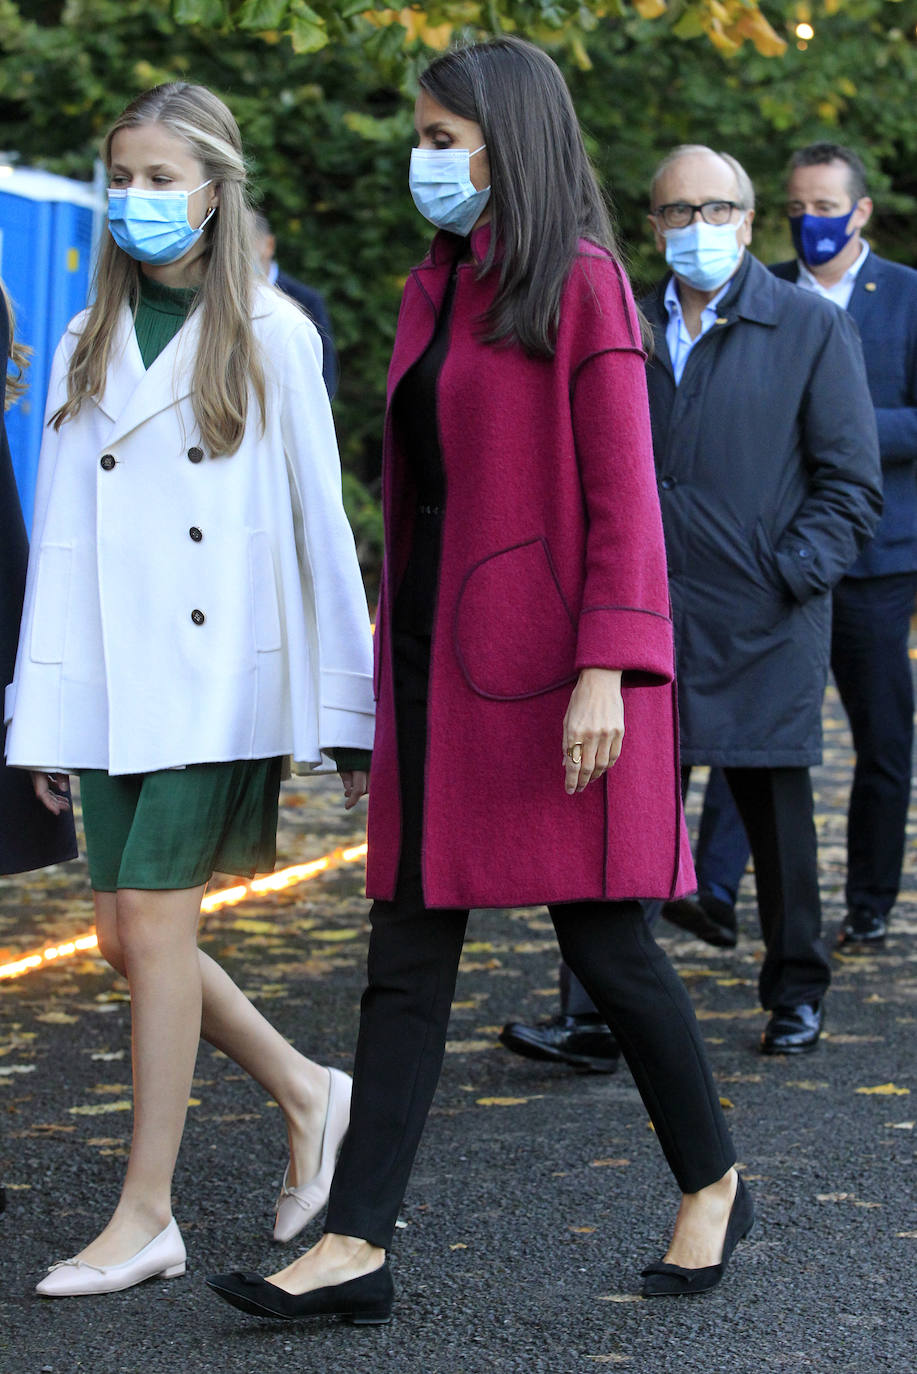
[52,82,265,456]
[2,279,31,408]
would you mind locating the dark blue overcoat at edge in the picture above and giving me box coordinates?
[641,252,883,768]
[1,294,77,874]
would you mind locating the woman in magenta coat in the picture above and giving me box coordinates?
[207,37,754,1323]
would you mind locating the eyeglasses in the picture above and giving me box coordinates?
[652,200,742,229]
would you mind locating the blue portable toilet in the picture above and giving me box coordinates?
[0,166,103,534]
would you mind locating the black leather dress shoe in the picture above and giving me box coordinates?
[499,1014,620,1073]
[837,907,887,950]
[760,1002,823,1055]
[661,893,737,948]
[205,1263,393,1325]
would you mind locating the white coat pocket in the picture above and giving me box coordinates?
[248,530,283,653]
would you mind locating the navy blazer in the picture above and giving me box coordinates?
[772,249,917,577]
[275,268,339,399]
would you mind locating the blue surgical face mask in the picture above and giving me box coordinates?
[107,180,216,265]
[409,145,491,236]
[789,211,855,268]
[664,216,746,292]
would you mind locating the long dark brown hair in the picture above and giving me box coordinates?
[419,37,640,356]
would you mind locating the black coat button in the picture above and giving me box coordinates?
[100,454,116,471]
[188,446,204,463]
[191,609,205,625]
[189,527,203,542]
[660,475,676,490]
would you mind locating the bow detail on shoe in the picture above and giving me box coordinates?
[46,1259,107,1275]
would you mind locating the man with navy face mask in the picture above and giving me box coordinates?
[780,145,917,952]
[640,145,882,1054]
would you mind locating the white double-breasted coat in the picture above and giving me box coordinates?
[4,284,374,776]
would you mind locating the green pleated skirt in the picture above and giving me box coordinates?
[80,758,283,892]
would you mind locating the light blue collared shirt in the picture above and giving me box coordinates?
[663,275,732,385]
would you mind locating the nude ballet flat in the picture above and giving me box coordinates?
[273,1067,352,1243]
[35,1218,186,1297]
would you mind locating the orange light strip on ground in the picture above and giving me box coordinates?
[0,842,368,982]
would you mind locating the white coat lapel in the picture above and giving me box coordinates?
[98,302,201,446]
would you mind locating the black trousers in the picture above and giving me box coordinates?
[685,765,831,1011]
[325,634,735,1250]
[831,571,917,919]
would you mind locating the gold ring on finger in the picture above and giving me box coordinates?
[566,742,584,764]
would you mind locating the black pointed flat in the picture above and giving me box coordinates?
[205,1262,394,1325]
[641,1174,755,1298]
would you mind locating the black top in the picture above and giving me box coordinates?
[392,255,460,635]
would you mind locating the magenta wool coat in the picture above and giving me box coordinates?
[365,226,695,908]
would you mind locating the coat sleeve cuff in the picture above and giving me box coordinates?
[575,607,674,683]
[774,547,817,605]
[319,669,376,751]
[320,668,375,715]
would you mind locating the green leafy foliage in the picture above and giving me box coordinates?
[3,1,917,595]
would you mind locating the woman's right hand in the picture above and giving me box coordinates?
[31,771,72,815]
[339,769,369,811]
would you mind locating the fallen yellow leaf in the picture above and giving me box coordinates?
[570,1226,596,1233]
[590,1158,630,1168]
[69,1100,132,1116]
[816,1193,881,1208]
[855,1083,910,1096]
[449,1243,467,1250]
[695,1008,761,1020]
[36,1011,78,1025]
[475,1096,534,1106]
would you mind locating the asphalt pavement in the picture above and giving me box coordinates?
[1,679,915,1374]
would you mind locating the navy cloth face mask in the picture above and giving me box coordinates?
[409,145,491,236]
[107,180,215,265]
[789,211,855,267]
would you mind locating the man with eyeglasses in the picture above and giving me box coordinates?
[638,144,881,1054]
[499,144,881,1070]
[684,144,917,961]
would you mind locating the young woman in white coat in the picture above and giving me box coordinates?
[5,83,375,1296]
